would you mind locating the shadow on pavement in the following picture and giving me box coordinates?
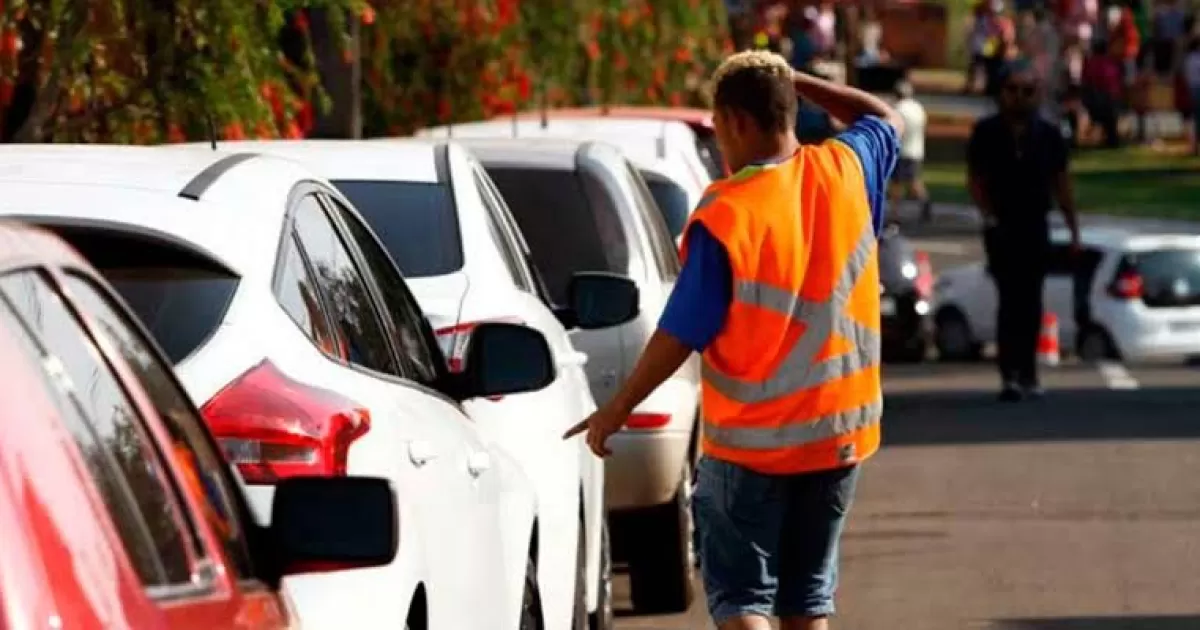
[883,386,1200,446]
[991,616,1200,629]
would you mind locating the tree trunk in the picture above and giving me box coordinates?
[309,10,361,139]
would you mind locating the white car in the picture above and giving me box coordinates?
[932,226,1200,362]
[418,117,712,199]
[198,138,628,630]
[627,154,704,245]
[460,137,701,614]
[0,145,551,630]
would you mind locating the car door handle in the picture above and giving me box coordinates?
[408,440,438,468]
[558,350,589,369]
[467,451,491,478]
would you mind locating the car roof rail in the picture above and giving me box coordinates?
[178,152,259,201]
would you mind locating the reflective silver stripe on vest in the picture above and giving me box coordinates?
[703,398,882,451]
[702,220,880,404]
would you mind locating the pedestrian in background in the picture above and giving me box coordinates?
[566,50,902,630]
[1182,36,1200,153]
[967,61,1081,402]
[890,80,933,223]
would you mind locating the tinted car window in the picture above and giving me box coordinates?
[696,133,726,180]
[276,234,342,358]
[53,227,238,366]
[622,162,680,279]
[643,175,690,241]
[0,272,195,588]
[324,194,444,384]
[472,167,532,291]
[1128,248,1200,307]
[487,165,622,305]
[292,194,398,375]
[65,273,256,580]
[333,180,463,278]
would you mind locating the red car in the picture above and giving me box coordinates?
[505,105,730,178]
[0,222,397,629]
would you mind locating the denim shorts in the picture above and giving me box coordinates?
[691,456,860,624]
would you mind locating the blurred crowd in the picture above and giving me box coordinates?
[968,0,1200,151]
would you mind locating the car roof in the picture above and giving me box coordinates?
[451,137,594,170]
[183,139,443,183]
[1051,224,1200,251]
[0,146,312,276]
[420,117,697,149]
[507,106,714,129]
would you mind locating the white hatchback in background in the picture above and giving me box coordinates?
[627,154,704,245]
[198,139,629,630]
[932,226,1200,363]
[419,117,712,202]
[0,145,551,630]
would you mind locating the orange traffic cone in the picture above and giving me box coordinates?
[1037,313,1060,366]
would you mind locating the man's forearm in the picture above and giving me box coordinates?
[1056,172,1080,237]
[610,329,693,415]
[792,71,904,134]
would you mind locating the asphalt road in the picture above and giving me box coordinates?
[614,216,1200,630]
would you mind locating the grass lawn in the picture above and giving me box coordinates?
[923,146,1200,221]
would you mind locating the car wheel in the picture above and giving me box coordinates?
[588,519,614,630]
[1077,325,1118,362]
[935,309,981,361]
[627,460,695,614]
[520,556,544,630]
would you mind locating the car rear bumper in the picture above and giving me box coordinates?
[604,428,691,511]
[1116,331,1200,360]
[881,294,933,349]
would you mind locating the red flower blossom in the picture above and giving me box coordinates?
[669,92,684,107]
[297,101,315,134]
[585,41,601,61]
[437,97,452,121]
[167,124,186,143]
[255,122,274,139]
[224,122,246,140]
[516,72,532,101]
[294,10,310,34]
[284,120,303,139]
[361,5,376,25]
[674,46,692,63]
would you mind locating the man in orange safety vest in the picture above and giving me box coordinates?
[565,50,903,630]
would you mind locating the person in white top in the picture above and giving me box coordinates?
[889,80,933,222]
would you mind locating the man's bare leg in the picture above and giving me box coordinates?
[781,615,830,630]
[718,614,774,630]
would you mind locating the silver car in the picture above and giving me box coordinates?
[460,137,701,614]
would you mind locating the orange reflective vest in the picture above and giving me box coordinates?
[681,141,882,475]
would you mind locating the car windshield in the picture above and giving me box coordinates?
[485,165,623,305]
[50,226,238,364]
[644,176,691,239]
[1131,248,1200,307]
[332,180,463,278]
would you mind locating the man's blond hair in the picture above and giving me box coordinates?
[709,50,795,94]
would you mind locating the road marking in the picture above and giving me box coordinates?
[1097,361,1139,390]
[910,240,972,256]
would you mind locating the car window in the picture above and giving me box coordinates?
[291,194,399,376]
[472,166,535,293]
[487,165,623,305]
[696,133,726,180]
[64,273,256,580]
[55,227,239,366]
[323,194,445,384]
[622,161,680,279]
[275,233,344,359]
[332,179,463,278]
[642,174,691,241]
[0,271,197,589]
[1127,247,1200,307]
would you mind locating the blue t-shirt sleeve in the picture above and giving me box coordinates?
[834,115,899,237]
[657,223,732,352]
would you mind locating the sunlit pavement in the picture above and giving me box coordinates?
[614,221,1200,630]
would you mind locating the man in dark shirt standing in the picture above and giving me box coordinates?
[967,61,1081,401]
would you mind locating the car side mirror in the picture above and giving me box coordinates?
[453,322,556,400]
[270,477,397,579]
[566,272,640,330]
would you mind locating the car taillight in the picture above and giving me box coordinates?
[435,318,522,401]
[626,413,671,430]
[1108,271,1144,300]
[914,251,934,298]
[201,360,371,485]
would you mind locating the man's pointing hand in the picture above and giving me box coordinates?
[563,404,630,458]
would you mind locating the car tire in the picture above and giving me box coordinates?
[588,519,614,630]
[627,461,695,614]
[1077,325,1118,362]
[520,556,545,630]
[885,337,929,363]
[935,309,981,361]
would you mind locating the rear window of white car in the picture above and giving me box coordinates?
[1124,248,1200,307]
[643,174,690,240]
[332,180,464,278]
[49,226,238,364]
